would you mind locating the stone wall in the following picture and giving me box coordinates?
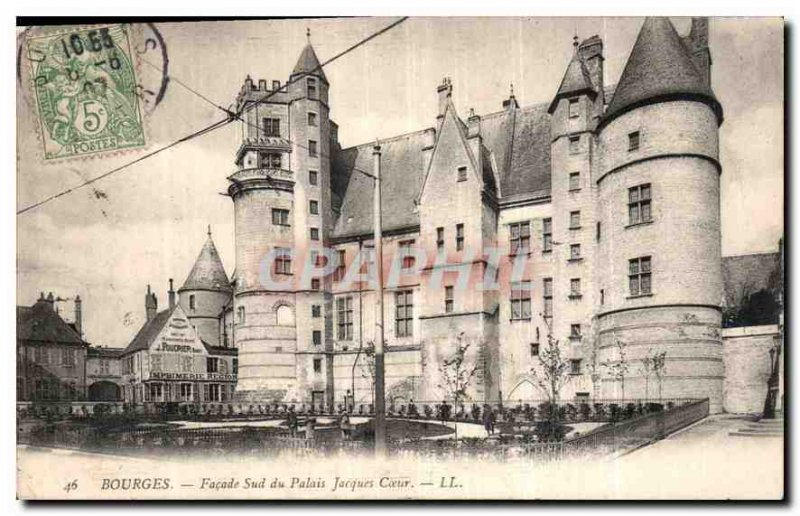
[722,325,780,414]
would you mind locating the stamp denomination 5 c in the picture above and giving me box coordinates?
[25,25,145,160]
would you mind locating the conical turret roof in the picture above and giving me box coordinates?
[179,231,232,293]
[548,46,596,113]
[292,43,327,82]
[602,17,721,126]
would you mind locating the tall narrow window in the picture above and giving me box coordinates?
[570,324,582,339]
[436,227,445,250]
[189,294,196,311]
[510,281,532,320]
[337,296,354,340]
[399,239,415,270]
[570,244,582,260]
[313,358,322,373]
[569,172,581,191]
[312,330,322,346]
[568,98,580,118]
[395,290,414,337]
[629,256,652,296]
[570,278,582,298]
[530,343,540,357]
[628,184,652,225]
[272,208,290,226]
[307,78,317,99]
[310,227,320,241]
[274,248,292,275]
[237,306,246,324]
[206,357,219,373]
[570,359,582,374]
[308,140,318,157]
[307,112,318,127]
[456,223,465,251]
[628,131,640,151]
[457,166,468,182]
[334,250,346,282]
[509,221,530,255]
[569,210,581,229]
[542,218,552,253]
[309,200,319,215]
[569,135,580,155]
[543,278,553,318]
[596,221,602,242]
[444,286,454,314]
[309,170,318,186]
[312,304,321,318]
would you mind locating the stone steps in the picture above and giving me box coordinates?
[729,417,784,438]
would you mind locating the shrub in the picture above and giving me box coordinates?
[408,402,418,417]
[565,403,577,422]
[624,403,636,419]
[593,403,606,420]
[578,403,591,421]
[423,404,433,419]
[471,404,481,421]
[609,403,621,422]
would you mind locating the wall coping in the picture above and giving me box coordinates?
[721,325,780,339]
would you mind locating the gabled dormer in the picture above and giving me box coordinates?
[548,37,602,137]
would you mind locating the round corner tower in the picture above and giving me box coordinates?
[228,40,333,405]
[595,17,725,411]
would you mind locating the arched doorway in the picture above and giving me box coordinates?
[88,381,121,401]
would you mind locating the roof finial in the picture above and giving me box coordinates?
[306,27,311,42]
[207,224,212,237]
[510,82,515,98]
[573,32,579,51]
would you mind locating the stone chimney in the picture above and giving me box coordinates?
[45,292,55,306]
[168,278,176,309]
[579,35,605,110]
[74,295,82,336]
[145,285,157,322]
[437,77,453,120]
[467,108,481,139]
[683,17,712,87]
[502,84,519,110]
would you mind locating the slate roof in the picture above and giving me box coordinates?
[548,51,596,113]
[292,43,327,82]
[123,307,175,355]
[722,253,781,308]
[179,234,232,293]
[87,346,126,358]
[202,341,238,356]
[331,129,428,238]
[17,300,84,345]
[602,17,722,126]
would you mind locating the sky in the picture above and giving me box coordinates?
[16,17,784,348]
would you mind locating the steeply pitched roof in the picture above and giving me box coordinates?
[123,307,175,354]
[548,51,596,113]
[602,17,721,126]
[722,252,781,308]
[331,129,428,239]
[17,300,84,345]
[481,103,552,199]
[179,234,232,293]
[292,43,327,82]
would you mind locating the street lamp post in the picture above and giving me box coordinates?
[372,142,387,455]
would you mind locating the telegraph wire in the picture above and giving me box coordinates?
[17,17,408,215]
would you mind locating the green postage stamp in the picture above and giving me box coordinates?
[25,25,145,160]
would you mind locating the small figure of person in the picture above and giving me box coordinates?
[287,407,298,438]
[440,399,452,424]
[483,404,493,436]
[305,417,316,440]
[339,410,351,440]
[489,408,497,435]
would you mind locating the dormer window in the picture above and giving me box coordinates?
[628,131,640,151]
[568,98,580,118]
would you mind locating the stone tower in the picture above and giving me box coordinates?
[229,38,334,405]
[594,17,724,411]
[177,228,232,347]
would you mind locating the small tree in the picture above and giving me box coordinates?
[641,352,653,401]
[529,319,573,435]
[652,351,667,402]
[587,338,603,400]
[436,332,480,440]
[603,337,629,400]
